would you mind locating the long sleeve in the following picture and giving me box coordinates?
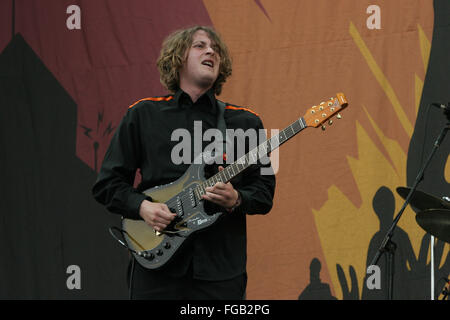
[92,107,146,220]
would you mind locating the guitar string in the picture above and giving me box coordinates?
[134,102,340,243]
[138,113,324,239]
[157,118,306,215]
[196,118,304,193]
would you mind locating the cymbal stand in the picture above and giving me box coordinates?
[431,235,435,300]
[369,120,450,300]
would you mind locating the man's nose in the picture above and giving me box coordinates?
[205,45,215,55]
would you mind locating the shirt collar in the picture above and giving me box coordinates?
[173,88,217,114]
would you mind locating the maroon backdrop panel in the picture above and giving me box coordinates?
[0,0,213,299]
[12,0,213,172]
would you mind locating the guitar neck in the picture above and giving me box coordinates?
[195,117,307,198]
[195,92,349,200]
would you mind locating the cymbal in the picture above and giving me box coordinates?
[416,209,450,243]
[396,187,450,211]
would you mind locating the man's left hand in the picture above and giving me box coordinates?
[202,166,239,210]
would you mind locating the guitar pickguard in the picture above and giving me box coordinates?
[122,161,224,269]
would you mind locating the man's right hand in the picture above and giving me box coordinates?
[139,200,176,232]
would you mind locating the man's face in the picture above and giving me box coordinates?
[179,30,221,91]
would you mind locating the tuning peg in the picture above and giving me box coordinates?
[321,125,326,131]
[336,113,342,119]
[328,120,333,125]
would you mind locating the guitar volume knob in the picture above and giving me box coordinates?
[142,252,154,260]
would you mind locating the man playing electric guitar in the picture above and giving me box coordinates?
[92,26,276,300]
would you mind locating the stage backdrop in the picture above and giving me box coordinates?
[0,0,449,299]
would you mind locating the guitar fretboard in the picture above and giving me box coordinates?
[195,117,307,200]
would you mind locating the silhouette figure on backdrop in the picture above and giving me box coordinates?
[336,264,359,300]
[362,186,417,300]
[298,258,337,300]
[405,0,450,299]
[336,185,450,300]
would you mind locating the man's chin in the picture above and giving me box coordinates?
[197,78,216,90]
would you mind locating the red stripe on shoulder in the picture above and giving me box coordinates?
[225,105,259,117]
[128,96,174,109]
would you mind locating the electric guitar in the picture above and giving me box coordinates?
[121,93,349,269]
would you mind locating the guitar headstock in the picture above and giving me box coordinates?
[303,93,348,129]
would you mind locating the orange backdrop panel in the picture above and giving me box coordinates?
[204,0,434,299]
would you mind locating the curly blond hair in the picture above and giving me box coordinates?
[156,26,232,95]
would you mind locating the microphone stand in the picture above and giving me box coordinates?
[369,109,450,300]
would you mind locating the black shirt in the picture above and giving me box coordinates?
[92,88,276,280]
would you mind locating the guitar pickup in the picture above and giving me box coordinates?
[176,196,184,217]
[189,188,197,208]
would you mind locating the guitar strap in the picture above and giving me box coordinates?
[216,100,228,160]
